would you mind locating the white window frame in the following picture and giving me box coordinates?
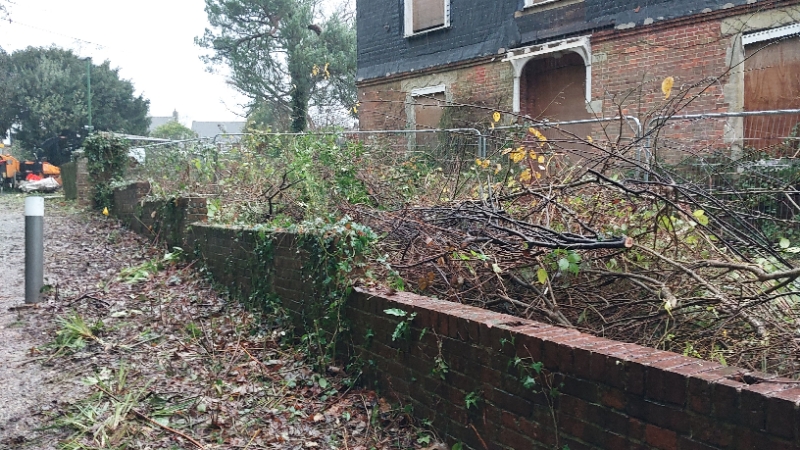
[404,0,451,38]
[742,22,800,45]
[524,0,563,8]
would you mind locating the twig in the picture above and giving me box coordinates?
[243,429,261,450]
[469,423,489,450]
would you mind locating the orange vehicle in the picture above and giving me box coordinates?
[0,154,61,191]
[0,154,20,190]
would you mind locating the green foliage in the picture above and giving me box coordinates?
[1,47,149,161]
[464,391,480,410]
[144,133,376,224]
[84,132,130,209]
[295,216,377,369]
[150,121,198,140]
[53,314,105,353]
[384,309,417,342]
[117,248,182,283]
[197,0,356,131]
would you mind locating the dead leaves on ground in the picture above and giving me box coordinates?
[23,201,435,450]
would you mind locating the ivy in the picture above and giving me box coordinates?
[293,216,377,369]
[84,132,130,210]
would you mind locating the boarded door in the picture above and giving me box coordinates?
[744,37,800,153]
[520,53,593,159]
[413,92,446,151]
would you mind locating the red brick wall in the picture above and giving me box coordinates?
[358,18,736,160]
[592,19,730,120]
[112,188,800,450]
[111,181,207,249]
[357,60,514,130]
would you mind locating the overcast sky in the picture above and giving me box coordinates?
[0,0,249,125]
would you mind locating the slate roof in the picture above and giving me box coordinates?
[190,121,247,139]
[356,0,761,81]
[148,117,174,133]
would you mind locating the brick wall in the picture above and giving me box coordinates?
[113,186,800,450]
[357,60,514,130]
[111,181,207,249]
[75,156,92,208]
[592,19,729,119]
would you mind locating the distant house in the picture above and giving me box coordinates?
[148,110,181,134]
[190,121,247,139]
[148,116,174,134]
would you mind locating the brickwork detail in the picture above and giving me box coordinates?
[358,60,514,130]
[592,19,729,119]
[111,181,207,249]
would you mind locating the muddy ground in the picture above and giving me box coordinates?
[0,194,436,450]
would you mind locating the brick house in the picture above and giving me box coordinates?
[356,0,800,152]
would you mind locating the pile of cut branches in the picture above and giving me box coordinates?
[350,117,800,377]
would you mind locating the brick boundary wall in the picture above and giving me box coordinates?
[111,181,208,249]
[112,187,800,450]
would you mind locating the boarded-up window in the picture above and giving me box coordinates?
[744,37,800,152]
[412,0,445,33]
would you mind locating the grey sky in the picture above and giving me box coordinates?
[0,0,248,125]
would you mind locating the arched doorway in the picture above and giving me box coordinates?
[520,52,590,123]
[519,52,592,156]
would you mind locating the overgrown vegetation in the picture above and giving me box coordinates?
[129,82,800,379]
[84,132,130,209]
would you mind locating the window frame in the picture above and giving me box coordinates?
[404,0,451,38]
[523,0,562,8]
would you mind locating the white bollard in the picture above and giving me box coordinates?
[25,196,44,304]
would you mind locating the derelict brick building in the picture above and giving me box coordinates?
[355,0,800,153]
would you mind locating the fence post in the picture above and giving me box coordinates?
[25,196,44,304]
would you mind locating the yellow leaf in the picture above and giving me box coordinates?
[587,135,593,143]
[519,169,532,182]
[535,172,542,179]
[537,268,548,284]
[102,207,109,216]
[493,112,501,123]
[537,155,545,164]
[509,147,526,163]
[529,127,546,142]
[494,163,502,174]
[662,76,674,100]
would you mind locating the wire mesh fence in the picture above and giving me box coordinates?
[646,110,800,235]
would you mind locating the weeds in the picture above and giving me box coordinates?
[52,314,105,353]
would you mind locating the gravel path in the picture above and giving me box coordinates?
[0,193,90,450]
[0,194,430,450]
[0,194,60,448]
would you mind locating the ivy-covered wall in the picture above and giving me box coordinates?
[111,181,207,249]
